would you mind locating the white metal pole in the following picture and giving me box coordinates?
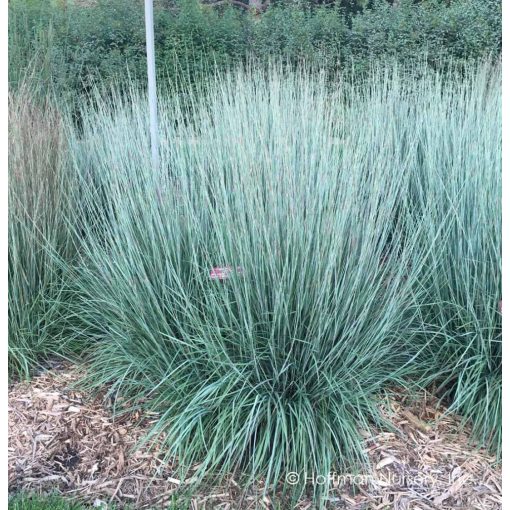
[144,0,159,169]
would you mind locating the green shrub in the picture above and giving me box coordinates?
[64,0,147,91]
[8,1,70,95]
[8,0,501,101]
[350,0,501,70]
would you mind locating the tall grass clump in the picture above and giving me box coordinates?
[68,65,427,499]
[407,62,502,455]
[66,62,500,499]
[8,83,76,379]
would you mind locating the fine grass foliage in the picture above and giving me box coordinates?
[66,65,449,499]
[8,60,500,503]
[407,62,502,455]
[8,492,188,509]
[8,83,76,379]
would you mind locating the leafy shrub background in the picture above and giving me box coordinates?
[9,0,501,99]
[350,0,501,66]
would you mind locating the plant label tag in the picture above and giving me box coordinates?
[209,266,243,280]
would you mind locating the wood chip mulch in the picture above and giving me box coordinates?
[8,367,502,509]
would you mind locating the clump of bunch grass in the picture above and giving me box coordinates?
[407,62,502,455]
[65,62,501,501]
[69,66,429,499]
[8,83,75,379]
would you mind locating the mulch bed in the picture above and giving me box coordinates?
[8,366,502,509]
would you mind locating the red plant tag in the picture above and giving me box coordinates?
[209,266,243,280]
[210,266,232,280]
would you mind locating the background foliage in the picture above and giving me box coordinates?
[9,0,501,99]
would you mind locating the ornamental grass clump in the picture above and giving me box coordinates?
[8,83,76,379]
[68,67,426,497]
[65,62,501,499]
[406,62,502,455]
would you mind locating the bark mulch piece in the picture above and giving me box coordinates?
[8,367,501,509]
